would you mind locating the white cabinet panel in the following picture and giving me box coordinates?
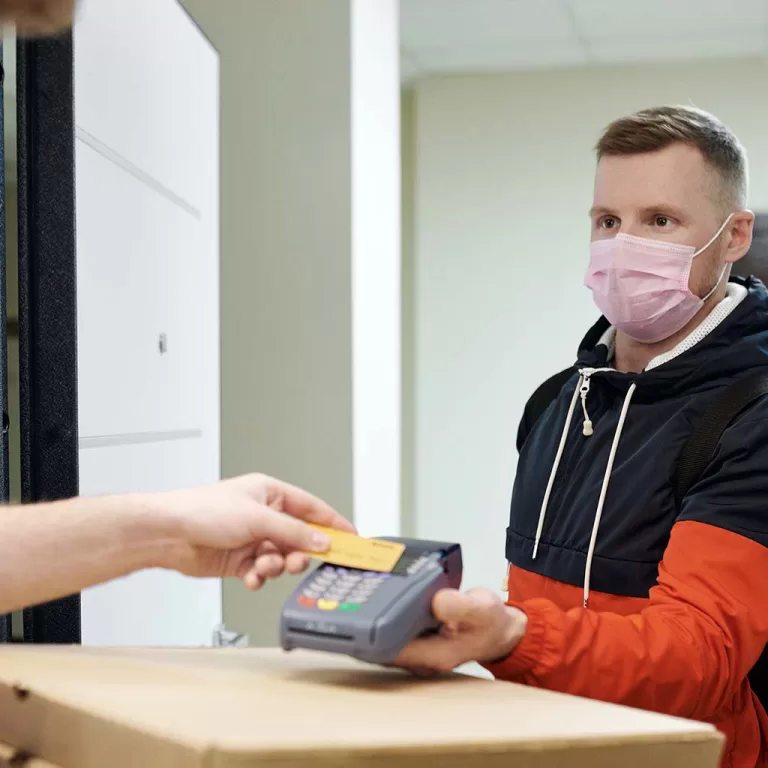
[81,569,221,647]
[78,435,217,498]
[79,438,220,647]
[74,0,218,214]
[75,0,220,647]
[76,141,204,439]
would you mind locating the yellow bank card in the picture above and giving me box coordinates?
[305,524,406,573]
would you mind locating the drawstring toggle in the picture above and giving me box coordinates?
[580,377,594,436]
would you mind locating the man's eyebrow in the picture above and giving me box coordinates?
[638,203,687,218]
[588,203,688,218]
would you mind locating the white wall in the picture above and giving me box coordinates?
[401,89,416,536]
[350,0,401,538]
[183,0,401,645]
[409,57,768,594]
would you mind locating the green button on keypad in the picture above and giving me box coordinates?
[339,603,362,612]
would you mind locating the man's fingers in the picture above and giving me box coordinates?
[404,666,440,679]
[242,551,309,587]
[431,588,495,625]
[241,566,265,591]
[256,541,279,556]
[253,553,286,580]
[285,551,311,574]
[251,541,311,574]
[250,505,334,554]
[394,634,460,673]
[262,477,357,534]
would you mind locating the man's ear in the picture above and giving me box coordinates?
[725,209,755,264]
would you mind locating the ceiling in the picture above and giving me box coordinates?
[400,0,768,81]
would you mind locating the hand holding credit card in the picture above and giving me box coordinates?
[302,524,406,573]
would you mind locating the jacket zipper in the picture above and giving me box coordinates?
[578,367,612,436]
[543,369,610,517]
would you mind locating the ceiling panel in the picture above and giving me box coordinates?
[569,0,767,39]
[589,30,766,64]
[400,0,577,49]
[400,0,768,80]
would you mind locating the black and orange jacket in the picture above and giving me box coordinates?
[483,276,768,768]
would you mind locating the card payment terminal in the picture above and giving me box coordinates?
[279,537,462,664]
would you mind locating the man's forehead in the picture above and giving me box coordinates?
[593,144,716,211]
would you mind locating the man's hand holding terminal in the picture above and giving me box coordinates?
[395,588,527,674]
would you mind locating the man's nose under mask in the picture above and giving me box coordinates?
[584,214,734,344]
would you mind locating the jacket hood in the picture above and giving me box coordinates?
[573,275,768,401]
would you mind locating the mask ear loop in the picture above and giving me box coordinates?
[694,213,735,302]
[701,265,728,303]
[692,213,734,258]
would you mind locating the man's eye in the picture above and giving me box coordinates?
[600,217,618,229]
[655,216,669,227]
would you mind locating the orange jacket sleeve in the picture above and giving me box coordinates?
[483,520,768,721]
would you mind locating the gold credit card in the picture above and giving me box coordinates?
[304,525,406,573]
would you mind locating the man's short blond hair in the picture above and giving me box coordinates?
[596,105,748,211]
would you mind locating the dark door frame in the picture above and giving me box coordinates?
[16,32,80,644]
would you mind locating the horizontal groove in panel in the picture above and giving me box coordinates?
[76,126,201,220]
[79,429,203,450]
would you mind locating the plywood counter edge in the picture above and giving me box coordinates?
[0,646,725,768]
[196,728,725,759]
[0,687,725,766]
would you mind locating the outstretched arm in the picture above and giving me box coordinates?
[0,474,354,615]
[0,494,174,614]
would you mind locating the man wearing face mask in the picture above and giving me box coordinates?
[395,106,768,766]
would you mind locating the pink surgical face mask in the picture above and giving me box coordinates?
[584,214,733,344]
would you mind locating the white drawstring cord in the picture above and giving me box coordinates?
[582,382,637,608]
[532,375,582,559]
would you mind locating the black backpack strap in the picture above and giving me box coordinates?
[673,370,768,509]
[673,369,768,714]
[516,366,576,452]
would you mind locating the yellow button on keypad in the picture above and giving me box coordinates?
[317,599,338,611]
